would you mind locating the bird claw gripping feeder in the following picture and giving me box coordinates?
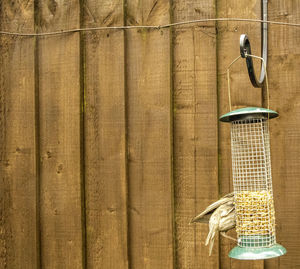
[219,35,286,260]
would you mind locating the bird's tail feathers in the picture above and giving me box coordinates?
[189,217,197,224]
[191,195,234,223]
[189,214,210,224]
[190,193,234,224]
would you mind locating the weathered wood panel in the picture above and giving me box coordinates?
[172,1,218,268]
[36,1,83,268]
[217,0,264,268]
[0,1,300,268]
[0,1,38,268]
[126,0,174,267]
[82,0,128,268]
[267,1,300,268]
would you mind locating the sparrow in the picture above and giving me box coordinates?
[190,193,236,256]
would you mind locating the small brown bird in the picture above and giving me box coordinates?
[190,193,236,256]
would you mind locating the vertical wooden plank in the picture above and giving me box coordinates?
[36,1,83,268]
[266,2,300,268]
[126,0,174,268]
[217,0,264,268]
[0,2,38,268]
[82,0,128,268]
[172,1,218,268]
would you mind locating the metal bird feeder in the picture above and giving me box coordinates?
[219,33,286,259]
[220,108,286,259]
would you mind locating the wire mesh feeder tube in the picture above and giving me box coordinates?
[220,107,286,260]
[232,117,275,247]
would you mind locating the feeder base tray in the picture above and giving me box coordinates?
[229,244,286,260]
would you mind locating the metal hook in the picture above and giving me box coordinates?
[240,0,268,88]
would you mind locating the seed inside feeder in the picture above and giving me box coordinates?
[235,190,275,236]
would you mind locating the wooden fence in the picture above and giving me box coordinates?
[0,0,299,268]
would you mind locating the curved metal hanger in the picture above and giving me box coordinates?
[240,0,268,88]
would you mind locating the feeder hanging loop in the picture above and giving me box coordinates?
[240,0,268,88]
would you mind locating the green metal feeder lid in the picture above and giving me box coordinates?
[219,107,279,122]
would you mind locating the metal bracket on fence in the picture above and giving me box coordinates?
[240,0,268,88]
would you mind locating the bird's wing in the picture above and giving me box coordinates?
[190,193,234,223]
[205,208,220,256]
[208,233,216,256]
[219,201,235,218]
[223,192,234,198]
[219,211,235,232]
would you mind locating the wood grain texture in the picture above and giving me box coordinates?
[266,1,300,268]
[216,0,263,268]
[82,0,128,268]
[126,0,174,267]
[36,1,83,268]
[1,1,300,269]
[172,1,219,268]
[0,1,38,268]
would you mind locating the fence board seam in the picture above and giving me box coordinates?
[79,1,87,267]
[34,1,41,268]
[169,1,177,268]
[124,0,131,267]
